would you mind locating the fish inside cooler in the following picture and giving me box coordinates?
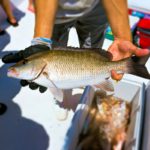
[63,79,145,150]
[76,95,131,150]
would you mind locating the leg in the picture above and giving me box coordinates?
[51,21,75,47]
[0,0,17,25]
[75,2,108,48]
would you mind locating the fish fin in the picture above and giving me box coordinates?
[126,55,150,79]
[111,70,124,81]
[53,46,111,59]
[49,87,64,102]
[43,72,64,102]
[98,50,113,60]
[53,46,102,53]
[94,79,114,92]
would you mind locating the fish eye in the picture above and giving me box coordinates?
[22,59,28,65]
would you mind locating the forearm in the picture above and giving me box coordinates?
[34,0,58,38]
[102,0,132,41]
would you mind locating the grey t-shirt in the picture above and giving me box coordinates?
[56,0,100,23]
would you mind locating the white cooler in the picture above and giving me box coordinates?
[63,78,146,150]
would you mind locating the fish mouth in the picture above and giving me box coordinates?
[7,67,19,77]
[29,64,47,82]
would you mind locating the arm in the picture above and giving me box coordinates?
[102,0,149,62]
[2,0,59,93]
[102,0,149,80]
[34,0,58,38]
[102,0,132,41]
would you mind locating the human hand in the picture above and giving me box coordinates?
[108,38,149,61]
[2,44,50,93]
[108,38,150,80]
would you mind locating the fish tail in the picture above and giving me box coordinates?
[126,54,150,79]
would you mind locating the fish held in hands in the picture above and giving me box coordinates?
[7,47,150,101]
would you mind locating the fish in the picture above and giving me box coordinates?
[7,47,150,102]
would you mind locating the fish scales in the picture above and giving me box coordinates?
[43,50,127,81]
[8,49,129,89]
